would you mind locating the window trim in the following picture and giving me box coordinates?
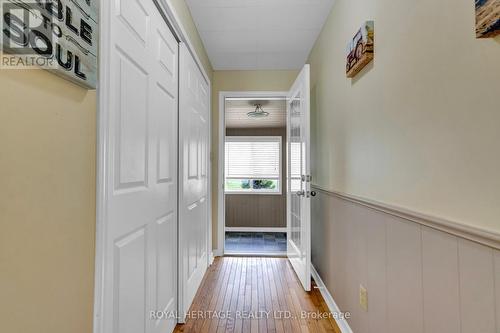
[224,135,282,195]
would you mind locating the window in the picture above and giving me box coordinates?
[290,141,302,192]
[225,136,282,194]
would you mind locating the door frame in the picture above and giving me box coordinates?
[216,91,288,256]
[94,1,212,332]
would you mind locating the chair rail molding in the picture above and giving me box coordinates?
[311,185,500,250]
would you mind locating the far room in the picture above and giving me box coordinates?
[223,96,288,255]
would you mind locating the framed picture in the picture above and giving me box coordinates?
[476,0,500,38]
[346,21,374,78]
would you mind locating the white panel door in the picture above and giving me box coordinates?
[102,0,179,332]
[179,43,210,319]
[287,64,312,291]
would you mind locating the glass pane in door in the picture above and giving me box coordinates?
[290,93,302,252]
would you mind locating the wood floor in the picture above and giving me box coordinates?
[174,257,341,333]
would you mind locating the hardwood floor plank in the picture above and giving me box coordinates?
[204,258,236,333]
[262,258,276,333]
[175,257,341,333]
[208,258,236,332]
[266,258,285,333]
[217,258,236,332]
[256,257,268,333]
[242,258,253,333]
[223,257,244,333]
[232,258,247,333]
[270,257,296,333]
[250,257,259,333]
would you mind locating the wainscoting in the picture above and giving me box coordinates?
[311,186,500,333]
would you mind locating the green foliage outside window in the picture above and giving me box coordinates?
[225,179,279,192]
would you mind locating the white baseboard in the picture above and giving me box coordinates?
[212,248,223,257]
[225,227,286,233]
[311,264,353,333]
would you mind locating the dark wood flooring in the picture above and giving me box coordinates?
[174,257,341,333]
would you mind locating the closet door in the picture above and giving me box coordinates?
[178,43,210,320]
[101,0,179,332]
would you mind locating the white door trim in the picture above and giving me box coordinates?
[94,1,212,332]
[216,91,288,257]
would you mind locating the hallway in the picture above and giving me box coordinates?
[175,257,341,333]
[2,0,499,332]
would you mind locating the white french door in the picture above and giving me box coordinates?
[100,0,179,332]
[287,65,312,291]
[178,43,210,320]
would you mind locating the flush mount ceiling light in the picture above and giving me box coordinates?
[247,103,269,118]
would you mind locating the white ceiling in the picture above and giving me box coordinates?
[225,99,286,128]
[186,0,335,70]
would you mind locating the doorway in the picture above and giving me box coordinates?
[217,65,311,290]
[218,93,288,256]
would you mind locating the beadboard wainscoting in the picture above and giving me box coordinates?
[311,185,500,333]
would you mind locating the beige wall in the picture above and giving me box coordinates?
[0,70,96,333]
[308,0,500,233]
[0,2,212,332]
[211,70,299,248]
[225,127,286,229]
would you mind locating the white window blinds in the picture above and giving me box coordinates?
[225,136,281,179]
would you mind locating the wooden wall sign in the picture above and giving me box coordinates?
[1,0,98,89]
[476,0,500,38]
[346,21,374,78]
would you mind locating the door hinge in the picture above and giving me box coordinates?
[301,175,312,182]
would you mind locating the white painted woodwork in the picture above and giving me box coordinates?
[311,188,500,333]
[185,0,335,70]
[458,239,496,333]
[495,251,500,331]
[101,0,179,332]
[287,65,311,291]
[422,227,461,333]
[386,219,423,333]
[365,210,387,333]
[179,43,210,320]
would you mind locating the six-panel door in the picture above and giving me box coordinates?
[178,43,210,320]
[104,0,179,332]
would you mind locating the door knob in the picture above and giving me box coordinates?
[296,190,305,197]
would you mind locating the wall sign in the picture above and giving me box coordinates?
[476,0,500,38]
[346,21,374,79]
[1,0,98,89]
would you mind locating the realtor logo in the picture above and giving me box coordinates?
[1,1,57,67]
[0,0,98,89]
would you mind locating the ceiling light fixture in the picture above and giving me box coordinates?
[247,104,269,118]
